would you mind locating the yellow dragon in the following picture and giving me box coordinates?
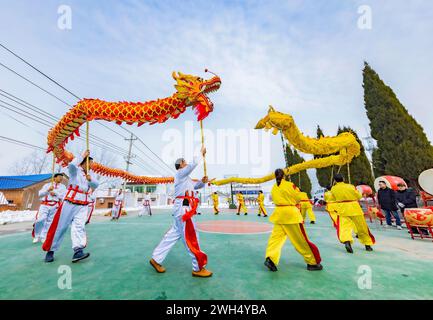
[212,106,361,185]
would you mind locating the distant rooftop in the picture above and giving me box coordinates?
[0,173,52,190]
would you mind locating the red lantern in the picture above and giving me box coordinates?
[356,185,373,197]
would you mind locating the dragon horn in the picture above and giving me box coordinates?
[268,105,275,112]
[172,71,178,80]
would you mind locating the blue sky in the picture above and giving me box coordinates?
[0,0,432,190]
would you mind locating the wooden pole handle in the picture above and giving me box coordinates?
[200,120,207,177]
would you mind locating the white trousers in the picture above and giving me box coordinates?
[34,204,58,240]
[111,204,121,218]
[46,201,88,252]
[139,205,151,216]
[152,213,200,271]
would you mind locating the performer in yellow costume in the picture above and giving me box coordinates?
[325,185,338,228]
[236,192,248,215]
[325,184,358,235]
[331,174,375,253]
[257,190,267,217]
[299,191,316,224]
[264,169,323,272]
[211,192,219,215]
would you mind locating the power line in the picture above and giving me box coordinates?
[135,136,175,174]
[0,90,128,157]
[0,61,168,173]
[0,135,45,151]
[0,43,173,173]
[0,43,81,100]
[0,97,169,176]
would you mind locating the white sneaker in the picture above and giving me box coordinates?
[32,237,40,244]
[397,226,402,230]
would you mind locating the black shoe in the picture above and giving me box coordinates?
[310,221,315,224]
[344,241,353,253]
[307,263,323,271]
[244,213,248,216]
[365,245,373,252]
[72,249,90,263]
[258,214,261,217]
[264,257,278,272]
[45,251,54,263]
[355,234,359,238]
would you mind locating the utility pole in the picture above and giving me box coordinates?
[122,132,137,191]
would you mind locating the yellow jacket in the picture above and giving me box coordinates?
[330,182,363,216]
[257,193,265,204]
[211,194,219,204]
[324,191,337,213]
[270,180,303,224]
[236,193,244,203]
[299,192,312,209]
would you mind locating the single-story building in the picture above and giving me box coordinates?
[0,174,67,211]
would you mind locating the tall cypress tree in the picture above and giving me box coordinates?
[336,126,375,187]
[285,145,312,197]
[315,125,334,187]
[363,62,433,183]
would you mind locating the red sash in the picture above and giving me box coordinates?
[176,192,207,270]
[86,201,95,224]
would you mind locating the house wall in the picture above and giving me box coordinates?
[95,197,115,209]
[0,178,68,210]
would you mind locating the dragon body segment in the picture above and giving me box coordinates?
[212,106,361,185]
[47,72,221,184]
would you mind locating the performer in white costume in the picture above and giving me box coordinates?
[149,146,212,277]
[32,173,66,243]
[111,189,124,221]
[42,150,99,263]
[139,192,152,217]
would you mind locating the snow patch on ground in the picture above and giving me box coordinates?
[0,210,37,225]
[0,204,250,225]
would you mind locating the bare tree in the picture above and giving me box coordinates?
[10,150,50,175]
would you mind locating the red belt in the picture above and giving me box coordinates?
[176,193,199,222]
[41,201,60,206]
[336,200,358,203]
[276,204,297,207]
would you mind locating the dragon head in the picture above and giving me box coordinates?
[172,71,221,121]
[255,105,292,135]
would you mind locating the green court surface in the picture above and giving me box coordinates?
[1,208,432,300]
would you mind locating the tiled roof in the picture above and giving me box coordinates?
[0,174,52,190]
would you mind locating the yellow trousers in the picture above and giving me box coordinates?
[337,215,375,245]
[258,203,267,216]
[327,209,357,234]
[237,203,247,214]
[265,224,321,266]
[301,207,316,222]
[213,203,219,214]
[327,210,338,228]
